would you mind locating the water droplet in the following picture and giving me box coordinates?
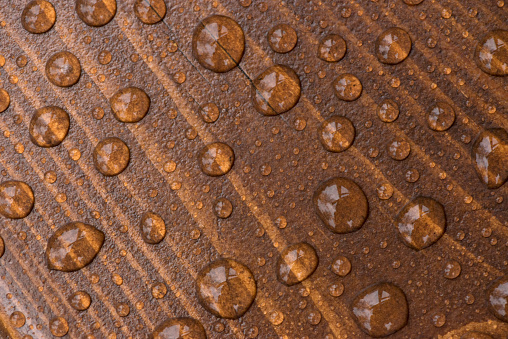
[487,276,508,322]
[252,65,301,115]
[268,310,284,325]
[213,197,233,218]
[268,24,297,53]
[163,160,176,173]
[331,256,351,276]
[444,260,461,279]
[275,216,287,229]
[151,282,167,299]
[395,196,446,250]
[116,303,130,317]
[49,317,68,337]
[196,258,256,319]
[98,50,112,65]
[318,116,355,153]
[0,236,4,258]
[387,137,411,160]
[318,34,346,62]
[405,168,420,183]
[351,283,408,337]
[333,73,362,101]
[475,30,508,76]
[377,183,394,200]
[432,313,446,327]
[403,0,425,4]
[307,310,322,325]
[29,106,70,147]
[192,15,245,73]
[46,51,81,87]
[140,212,166,244]
[472,128,508,189]
[110,87,150,123]
[0,181,34,219]
[21,0,56,34]
[10,311,26,328]
[377,99,399,123]
[197,142,235,176]
[313,177,368,234]
[276,242,318,286]
[152,317,206,338]
[93,137,130,176]
[46,222,104,272]
[427,102,455,131]
[375,28,412,64]
[329,282,345,297]
[76,0,117,27]
[134,0,166,24]
[69,291,91,311]
[200,103,220,123]
[0,88,10,113]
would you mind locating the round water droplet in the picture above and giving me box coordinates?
[377,183,394,200]
[313,177,368,234]
[444,260,461,279]
[377,99,399,123]
[252,65,301,116]
[0,236,4,258]
[318,34,346,62]
[318,116,355,153]
[110,87,150,123]
[375,28,412,64]
[134,0,166,24]
[333,73,362,101]
[432,313,446,327]
[46,222,104,272]
[0,181,34,219]
[93,137,130,176]
[403,0,424,4]
[329,283,345,297]
[49,317,68,337]
[461,332,493,339]
[46,51,81,87]
[10,311,25,328]
[200,103,220,123]
[140,212,166,244]
[196,258,256,319]
[387,136,411,160]
[116,303,130,317]
[151,282,167,299]
[152,317,207,339]
[69,291,91,311]
[331,256,351,276]
[276,242,318,286]
[395,196,446,250]
[29,106,70,147]
[76,0,117,27]
[197,142,234,176]
[472,128,508,189]
[269,310,284,325]
[192,15,245,73]
[21,0,56,34]
[0,89,10,113]
[351,282,408,337]
[213,197,233,218]
[475,30,508,76]
[487,276,508,322]
[268,24,297,53]
[427,102,455,131]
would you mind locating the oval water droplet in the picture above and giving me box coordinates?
[318,34,346,62]
[313,177,368,234]
[198,142,235,176]
[427,102,455,131]
[29,106,70,147]
[93,137,130,176]
[76,0,117,27]
[46,51,81,87]
[475,30,508,76]
[375,28,412,64]
[487,276,508,322]
[268,24,297,53]
[276,242,318,286]
[0,88,10,113]
[46,222,104,272]
[110,87,150,123]
[139,212,166,244]
[333,73,362,101]
[0,181,34,219]
[133,0,166,25]
[318,116,355,153]
[21,0,56,34]
[152,317,207,339]
[472,128,508,189]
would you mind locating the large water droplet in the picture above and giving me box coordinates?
[351,282,408,337]
[475,30,508,76]
[93,137,130,176]
[0,88,10,113]
[487,276,508,322]
[313,177,368,234]
[395,196,446,250]
[198,142,234,176]
[0,181,34,219]
[133,0,166,25]
[252,65,301,116]
[152,317,207,339]
[318,116,355,153]
[29,106,70,147]
[427,102,455,131]
[46,222,104,272]
[318,34,346,62]
[139,212,166,244]
[277,242,318,286]
[268,24,298,54]
[333,73,362,101]
[110,87,150,123]
[192,15,245,73]
[75,0,117,27]
[375,28,412,64]
[472,128,508,189]
[196,258,256,319]
[45,51,81,87]
[21,0,56,34]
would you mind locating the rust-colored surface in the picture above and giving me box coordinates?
[0,0,507,338]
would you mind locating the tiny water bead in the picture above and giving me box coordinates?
[475,30,508,76]
[29,106,70,147]
[133,0,166,25]
[375,27,412,64]
[21,0,56,34]
[351,283,408,337]
[46,51,81,87]
[49,316,68,337]
[331,256,351,277]
[276,242,318,286]
[192,15,245,73]
[313,177,369,234]
[252,65,301,116]
[46,222,104,272]
[139,212,166,244]
[200,103,220,123]
[196,258,256,319]
[267,24,297,53]
[0,89,10,113]
[427,102,455,131]
[0,181,34,219]
[318,34,347,62]
[197,142,235,176]
[395,196,446,250]
[75,0,117,27]
[213,197,233,218]
[69,291,92,311]
[152,317,207,339]
[110,87,150,123]
[471,128,508,189]
[317,116,355,153]
[93,137,130,176]
[333,73,362,101]
[387,136,411,160]
[377,99,399,123]
[444,260,461,279]
[488,276,508,322]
